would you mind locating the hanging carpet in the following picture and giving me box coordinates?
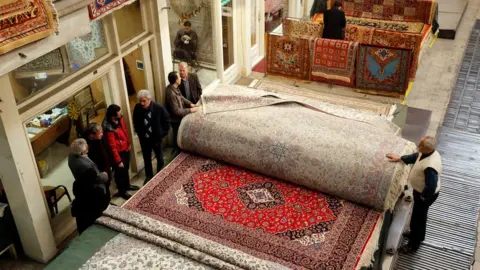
[0,0,59,55]
[266,34,311,80]
[356,45,411,93]
[311,38,358,86]
[88,0,136,21]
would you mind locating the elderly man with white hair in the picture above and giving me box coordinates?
[178,62,202,104]
[133,89,171,184]
[387,136,442,254]
[68,138,110,234]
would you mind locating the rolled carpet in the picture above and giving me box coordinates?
[178,85,415,210]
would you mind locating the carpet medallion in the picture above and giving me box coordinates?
[0,0,58,55]
[125,154,381,269]
[311,38,358,86]
[356,45,411,93]
[266,34,311,80]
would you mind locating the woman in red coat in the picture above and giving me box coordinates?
[102,104,139,199]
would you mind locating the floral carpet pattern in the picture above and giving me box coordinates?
[124,154,383,269]
[266,34,311,80]
[187,85,415,210]
[311,38,358,86]
[282,18,323,40]
[340,0,434,24]
[356,45,411,93]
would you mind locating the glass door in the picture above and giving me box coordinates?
[221,1,235,71]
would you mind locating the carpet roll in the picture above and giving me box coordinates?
[178,85,415,210]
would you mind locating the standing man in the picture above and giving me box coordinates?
[386,136,442,253]
[165,71,198,156]
[322,1,347,40]
[133,89,171,184]
[68,138,109,234]
[103,104,139,200]
[84,122,112,199]
[174,21,199,66]
[178,62,202,104]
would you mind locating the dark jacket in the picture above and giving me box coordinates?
[310,0,327,18]
[322,7,347,40]
[84,135,112,173]
[133,101,171,143]
[179,73,202,104]
[102,118,131,165]
[174,29,198,52]
[68,154,109,217]
[165,84,193,123]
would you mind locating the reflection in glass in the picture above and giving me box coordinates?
[114,1,145,44]
[265,0,285,33]
[222,1,235,70]
[251,0,257,47]
[167,0,218,88]
[12,21,108,104]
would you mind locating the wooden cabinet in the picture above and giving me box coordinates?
[30,115,71,156]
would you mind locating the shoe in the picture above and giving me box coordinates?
[128,185,140,191]
[120,193,132,200]
[144,178,151,185]
[399,244,418,254]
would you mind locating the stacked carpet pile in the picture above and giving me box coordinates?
[83,84,415,270]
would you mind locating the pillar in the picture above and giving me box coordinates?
[0,74,57,262]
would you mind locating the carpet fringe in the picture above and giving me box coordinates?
[383,141,416,211]
[356,212,385,270]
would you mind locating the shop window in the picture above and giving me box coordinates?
[251,0,257,47]
[222,2,235,70]
[11,21,108,104]
[114,1,145,44]
[167,0,218,88]
[265,0,286,33]
[26,76,110,217]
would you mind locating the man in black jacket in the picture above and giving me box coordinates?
[133,89,171,184]
[84,122,112,199]
[322,1,347,40]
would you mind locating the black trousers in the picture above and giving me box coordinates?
[140,139,164,180]
[114,151,130,194]
[171,122,181,153]
[409,190,439,247]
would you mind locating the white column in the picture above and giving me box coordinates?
[213,0,225,82]
[288,0,302,18]
[0,75,57,262]
[152,0,173,99]
[243,0,253,76]
[150,0,172,104]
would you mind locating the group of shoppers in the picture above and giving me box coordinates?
[68,62,201,234]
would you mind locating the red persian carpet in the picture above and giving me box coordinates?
[311,38,358,87]
[124,153,381,269]
[266,34,311,80]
